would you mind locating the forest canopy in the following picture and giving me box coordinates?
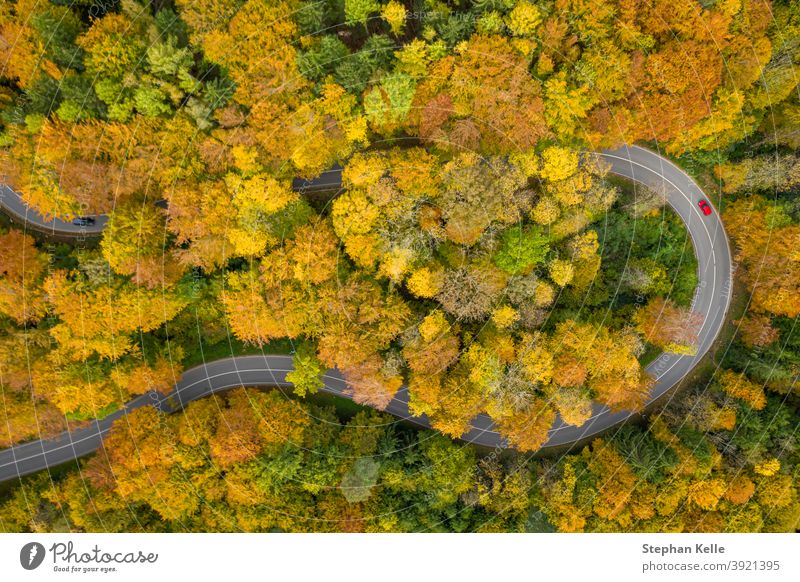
[0,0,799,533]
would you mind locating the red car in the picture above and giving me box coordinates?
[698,199,712,216]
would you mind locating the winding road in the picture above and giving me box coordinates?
[0,145,733,482]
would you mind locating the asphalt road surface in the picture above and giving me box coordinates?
[0,145,732,482]
[0,184,108,236]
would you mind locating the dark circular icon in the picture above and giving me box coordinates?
[20,542,46,570]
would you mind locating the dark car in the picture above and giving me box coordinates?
[698,200,712,216]
[71,216,96,226]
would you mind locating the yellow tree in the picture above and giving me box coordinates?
[724,197,800,317]
[44,269,187,361]
[717,370,767,410]
[0,0,64,88]
[494,398,556,452]
[0,230,48,323]
[102,203,184,288]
